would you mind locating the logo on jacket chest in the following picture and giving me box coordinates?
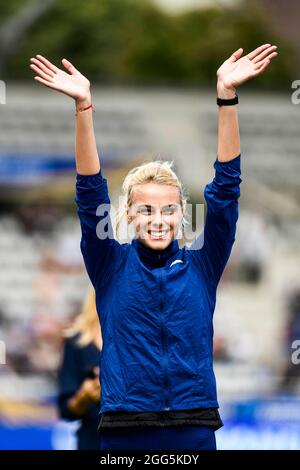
[170,259,184,268]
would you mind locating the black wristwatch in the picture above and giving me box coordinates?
[216,94,238,106]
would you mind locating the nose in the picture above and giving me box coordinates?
[151,209,163,227]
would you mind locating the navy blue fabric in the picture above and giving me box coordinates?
[75,155,242,415]
[99,425,216,450]
[57,335,101,450]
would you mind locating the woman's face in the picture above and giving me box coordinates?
[128,183,183,250]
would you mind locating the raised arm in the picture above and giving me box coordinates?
[216,43,277,162]
[30,56,126,289]
[30,54,99,174]
[189,44,278,288]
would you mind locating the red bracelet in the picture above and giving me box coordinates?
[75,103,96,115]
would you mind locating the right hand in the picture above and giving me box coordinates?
[80,368,101,404]
[29,54,91,104]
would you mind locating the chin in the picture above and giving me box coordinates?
[143,236,173,250]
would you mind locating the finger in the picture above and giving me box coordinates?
[34,76,59,90]
[62,58,78,74]
[252,59,271,76]
[253,45,277,63]
[93,379,100,389]
[30,57,55,78]
[247,43,271,60]
[254,52,278,70]
[36,54,59,73]
[229,48,243,63]
[30,64,55,82]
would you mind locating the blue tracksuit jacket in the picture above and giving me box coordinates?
[75,155,242,413]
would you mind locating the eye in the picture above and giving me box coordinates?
[162,206,176,215]
[139,206,152,215]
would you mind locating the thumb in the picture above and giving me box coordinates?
[229,48,243,63]
[62,58,77,74]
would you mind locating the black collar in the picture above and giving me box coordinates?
[132,237,180,269]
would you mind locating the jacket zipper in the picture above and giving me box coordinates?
[159,268,170,411]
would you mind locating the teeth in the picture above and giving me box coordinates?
[150,230,168,237]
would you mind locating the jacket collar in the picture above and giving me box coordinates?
[132,237,180,269]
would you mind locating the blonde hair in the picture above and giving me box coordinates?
[115,159,189,242]
[65,285,102,348]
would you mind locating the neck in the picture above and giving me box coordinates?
[132,237,180,268]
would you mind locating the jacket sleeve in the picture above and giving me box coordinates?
[189,154,242,287]
[57,337,82,421]
[75,168,124,290]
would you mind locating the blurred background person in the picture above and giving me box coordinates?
[279,288,300,392]
[57,286,102,450]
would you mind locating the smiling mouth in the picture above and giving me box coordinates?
[148,229,169,239]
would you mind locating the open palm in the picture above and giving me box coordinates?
[30,55,90,101]
[217,44,278,90]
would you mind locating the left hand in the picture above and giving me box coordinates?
[80,368,101,404]
[217,43,278,96]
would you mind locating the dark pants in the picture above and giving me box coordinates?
[99,425,216,450]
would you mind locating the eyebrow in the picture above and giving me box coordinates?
[136,204,178,209]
